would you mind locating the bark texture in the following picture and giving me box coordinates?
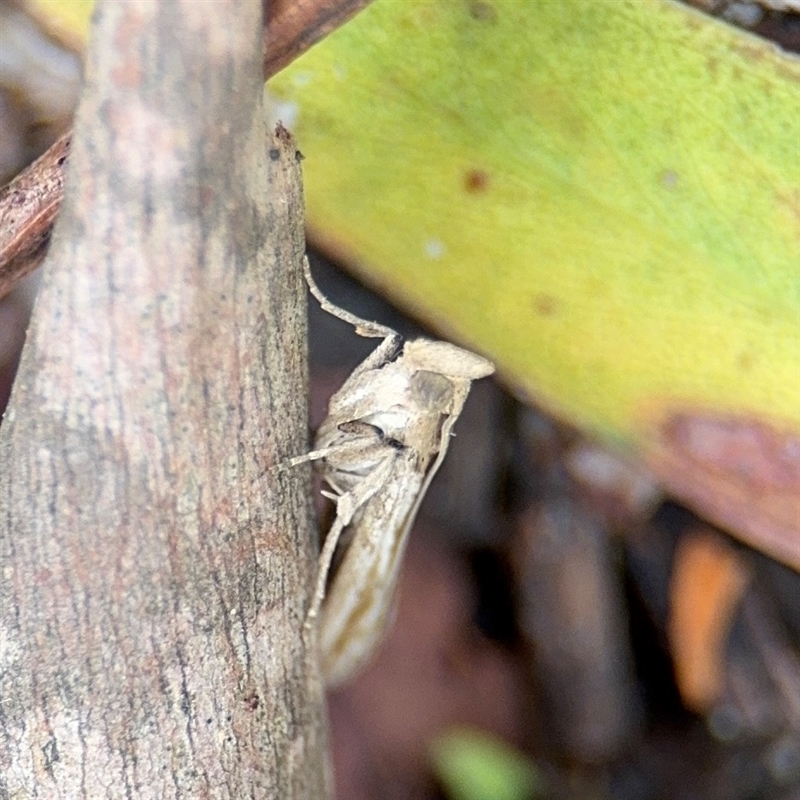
[0,0,376,304]
[0,0,328,797]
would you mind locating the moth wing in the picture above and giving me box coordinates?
[321,451,425,686]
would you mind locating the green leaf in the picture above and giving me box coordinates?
[268,0,800,566]
[430,727,543,800]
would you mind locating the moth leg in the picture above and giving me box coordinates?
[306,515,347,624]
[275,437,382,471]
[305,451,398,628]
[276,448,335,470]
[303,257,402,373]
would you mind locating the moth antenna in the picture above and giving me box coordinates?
[302,257,402,372]
[302,257,392,339]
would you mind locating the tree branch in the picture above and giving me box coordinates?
[0,0,375,303]
[0,0,328,796]
[264,0,374,76]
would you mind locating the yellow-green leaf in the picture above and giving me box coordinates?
[267,0,800,567]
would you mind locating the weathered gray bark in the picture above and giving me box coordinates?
[0,1,329,797]
[0,0,378,305]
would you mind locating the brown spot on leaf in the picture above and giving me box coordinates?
[533,293,559,317]
[737,351,755,372]
[775,188,800,231]
[732,41,768,64]
[464,169,489,193]
[647,410,800,571]
[467,1,497,24]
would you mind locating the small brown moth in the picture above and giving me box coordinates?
[288,259,494,686]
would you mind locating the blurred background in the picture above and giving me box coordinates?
[1,1,799,799]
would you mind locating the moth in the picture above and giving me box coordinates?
[289,259,494,687]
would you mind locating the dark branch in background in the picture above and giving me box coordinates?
[264,0,374,76]
[0,135,70,300]
[0,0,374,302]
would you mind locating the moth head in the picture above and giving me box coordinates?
[403,339,495,379]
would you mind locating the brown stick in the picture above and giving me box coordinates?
[0,0,328,795]
[0,0,374,302]
[0,134,70,299]
[264,0,374,76]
